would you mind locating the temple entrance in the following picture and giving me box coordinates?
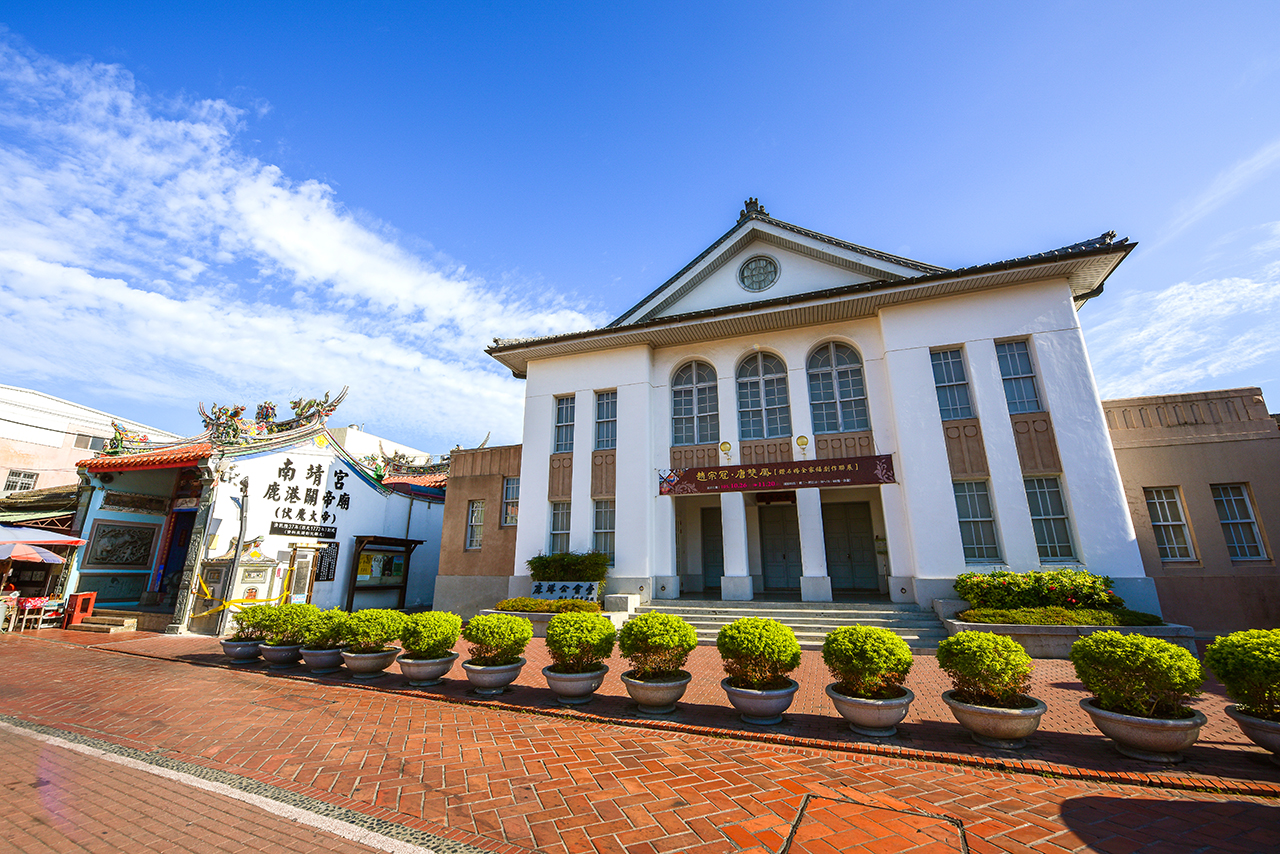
[701,507,724,591]
[158,511,195,609]
[759,504,802,590]
[822,501,878,591]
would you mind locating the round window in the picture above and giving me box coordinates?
[738,255,779,292]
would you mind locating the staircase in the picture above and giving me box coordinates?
[65,614,139,634]
[634,599,948,651]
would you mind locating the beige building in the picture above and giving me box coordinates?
[1106,387,1279,633]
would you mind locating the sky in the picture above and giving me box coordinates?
[2,3,1279,456]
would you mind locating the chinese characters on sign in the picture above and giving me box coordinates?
[529,581,599,601]
[658,454,895,495]
[261,459,354,525]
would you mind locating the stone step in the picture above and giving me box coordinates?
[67,615,138,633]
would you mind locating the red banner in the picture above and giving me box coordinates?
[659,454,895,495]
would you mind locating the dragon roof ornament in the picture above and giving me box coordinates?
[192,386,350,447]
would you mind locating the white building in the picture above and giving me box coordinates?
[485,200,1159,613]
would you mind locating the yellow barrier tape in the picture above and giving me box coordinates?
[189,568,294,619]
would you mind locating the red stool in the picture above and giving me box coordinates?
[63,591,97,629]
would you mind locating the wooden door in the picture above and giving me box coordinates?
[759,505,802,590]
[822,502,878,591]
[701,507,724,590]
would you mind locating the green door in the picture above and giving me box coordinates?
[701,507,724,590]
[760,504,803,590]
[822,502,878,591]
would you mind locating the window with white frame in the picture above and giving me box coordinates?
[1025,476,1075,561]
[73,434,107,451]
[1144,487,1195,560]
[996,340,1042,414]
[502,477,520,526]
[554,395,575,453]
[954,481,1001,562]
[593,499,616,565]
[465,500,484,550]
[807,342,869,433]
[672,361,719,446]
[737,352,791,440]
[3,470,37,493]
[550,501,571,554]
[595,391,617,450]
[931,349,974,421]
[1211,484,1266,559]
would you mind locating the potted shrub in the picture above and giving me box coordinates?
[822,626,914,737]
[1205,629,1280,765]
[542,611,616,704]
[259,603,318,669]
[618,612,698,714]
[399,612,463,687]
[937,630,1047,749]
[300,608,349,674]
[1070,631,1206,764]
[461,613,533,696]
[221,604,273,663]
[340,609,407,679]
[716,617,802,725]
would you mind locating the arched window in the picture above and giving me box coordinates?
[671,361,719,446]
[737,353,791,440]
[807,342,869,434]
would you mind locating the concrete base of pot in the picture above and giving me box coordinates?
[942,690,1047,749]
[620,670,692,714]
[825,685,914,737]
[462,657,526,696]
[220,639,261,664]
[1224,705,1280,766]
[721,677,799,725]
[341,648,400,680]
[1080,698,1207,763]
[543,664,608,705]
[300,647,344,674]
[399,652,459,687]
[260,643,304,669]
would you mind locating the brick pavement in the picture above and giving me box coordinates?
[3,632,1280,854]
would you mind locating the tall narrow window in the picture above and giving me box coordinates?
[593,500,616,565]
[807,342,869,433]
[465,500,484,550]
[672,361,719,445]
[550,501,572,554]
[931,349,973,421]
[737,352,791,440]
[1144,487,1194,560]
[996,340,1042,413]
[954,481,1000,563]
[595,391,617,450]
[502,477,520,526]
[1025,477,1074,561]
[554,395,575,453]
[1211,484,1265,559]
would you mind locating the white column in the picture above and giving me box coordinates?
[569,390,594,552]
[650,495,678,600]
[796,487,832,602]
[511,391,555,598]
[719,491,753,600]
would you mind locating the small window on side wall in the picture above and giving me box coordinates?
[502,477,520,526]
[1211,484,1266,560]
[550,501,571,554]
[1025,476,1074,561]
[465,500,484,550]
[554,396,575,454]
[996,340,1042,414]
[931,349,973,421]
[1144,487,1195,560]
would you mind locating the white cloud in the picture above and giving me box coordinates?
[1152,136,1280,250]
[0,36,605,451]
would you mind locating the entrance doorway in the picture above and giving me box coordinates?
[822,502,878,591]
[701,507,724,590]
[759,504,802,590]
[159,512,196,609]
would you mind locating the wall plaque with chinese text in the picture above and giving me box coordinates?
[658,454,895,495]
[270,521,337,539]
[314,542,339,582]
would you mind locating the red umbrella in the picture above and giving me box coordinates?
[0,543,65,563]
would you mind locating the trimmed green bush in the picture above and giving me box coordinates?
[618,612,698,680]
[495,597,601,614]
[545,612,616,673]
[261,603,319,645]
[954,568,1122,611]
[462,613,533,666]
[822,626,913,699]
[1204,629,1280,721]
[526,552,610,583]
[936,631,1034,708]
[341,609,408,654]
[1070,631,1202,719]
[229,604,275,641]
[716,617,801,690]
[302,608,349,650]
[400,612,463,660]
[957,607,1163,627]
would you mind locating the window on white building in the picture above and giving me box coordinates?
[672,361,719,446]
[502,477,520,526]
[996,340,1043,414]
[737,352,791,440]
[465,500,484,550]
[1144,487,1195,560]
[593,500,615,565]
[931,349,974,421]
[73,434,107,451]
[554,396,575,453]
[3,470,37,493]
[550,501,571,554]
[1211,484,1266,559]
[807,342,869,433]
[595,391,617,450]
[1025,477,1075,561]
[954,481,1001,562]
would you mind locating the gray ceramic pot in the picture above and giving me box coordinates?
[1080,698,1207,764]
[462,657,526,696]
[942,690,1047,749]
[341,647,400,680]
[398,652,459,687]
[1224,705,1280,766]
[220,639,262,664]
[300,647,345,675]
[620,670,692,714]
[720,677,799,725]
[543,664,608,705]
[260,643,304,670]
[825,685,914,737]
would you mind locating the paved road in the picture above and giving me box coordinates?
[2,634,1278,854]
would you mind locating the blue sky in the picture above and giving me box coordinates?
[2,3,1279,455]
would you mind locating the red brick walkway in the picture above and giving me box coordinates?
[2,631,1278,854]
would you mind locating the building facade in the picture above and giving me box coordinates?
[483,202,1158,614]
